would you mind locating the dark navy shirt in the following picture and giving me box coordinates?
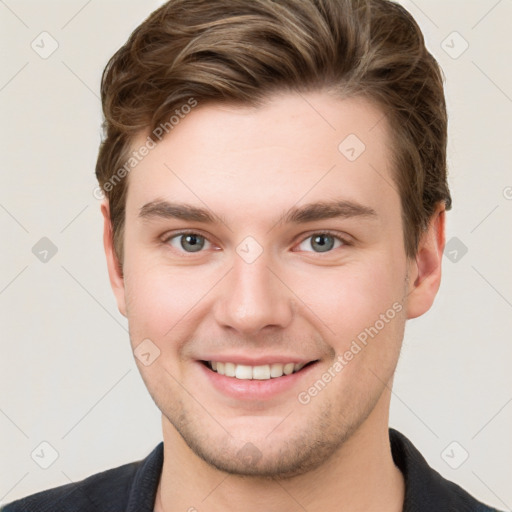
[2,429,502,511]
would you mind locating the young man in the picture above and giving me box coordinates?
[2,0,503,511]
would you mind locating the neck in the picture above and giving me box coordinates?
[155,390,404,512]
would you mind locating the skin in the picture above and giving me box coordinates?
[102,91,445,512]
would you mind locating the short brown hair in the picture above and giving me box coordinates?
[96,0,451,264]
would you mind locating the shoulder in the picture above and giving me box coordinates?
[1,462,138,512]
[1,443,163,512]
[390,429,503,512]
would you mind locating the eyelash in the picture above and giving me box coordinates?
[161,229,352,255]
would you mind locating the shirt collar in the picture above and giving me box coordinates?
[126,441,163,512]
[126,429,495,511]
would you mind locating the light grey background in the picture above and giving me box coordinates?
[1,0,511,508]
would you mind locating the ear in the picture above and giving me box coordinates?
[405,203,446,319]
[101,201,127,317]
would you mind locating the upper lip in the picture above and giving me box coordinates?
[198,355,318,366]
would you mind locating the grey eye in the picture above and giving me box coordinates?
[297,233,343,253]
[168,233,209,252]
[181,234,205,252]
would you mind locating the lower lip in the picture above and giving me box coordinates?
[197,361,318,401]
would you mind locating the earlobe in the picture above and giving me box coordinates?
[406,203,446,319]
[101,201,127,317]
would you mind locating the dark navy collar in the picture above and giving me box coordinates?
[126,441,163,512]
[124,429,500,511]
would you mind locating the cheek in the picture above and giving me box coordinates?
[122,259,219,344]
[122,267,203,390]
[292,256,407,347]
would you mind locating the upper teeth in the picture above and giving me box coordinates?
[210,361,306,380]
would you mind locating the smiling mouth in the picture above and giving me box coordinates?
[202,360,318,380]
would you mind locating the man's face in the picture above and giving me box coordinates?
[105,92,433,477]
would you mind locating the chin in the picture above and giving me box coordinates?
[163,404,362,479]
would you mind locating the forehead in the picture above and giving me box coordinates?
[124,91,399,227]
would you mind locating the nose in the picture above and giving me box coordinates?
[213,254,294,336]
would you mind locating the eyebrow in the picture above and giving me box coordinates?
[138,199,377,225]
[139,201,220,223]
[279,200,377,224]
